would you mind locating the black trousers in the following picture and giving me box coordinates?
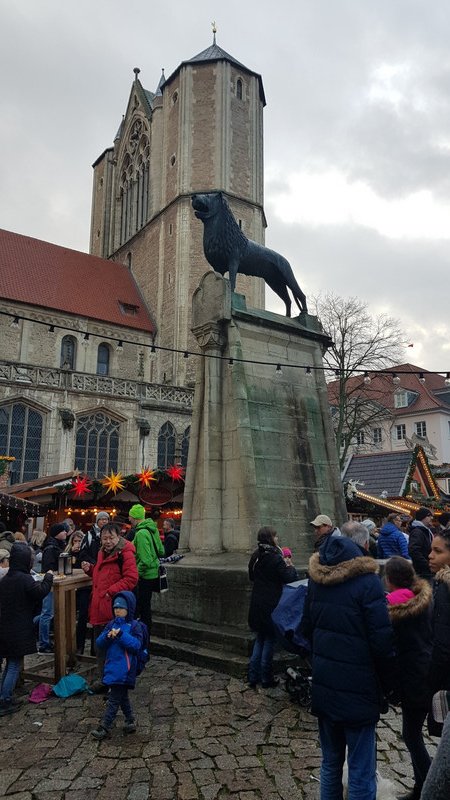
[102,684,133,728]
[136,577,159,633]
[76,587,91,652]
[402,706,432,790]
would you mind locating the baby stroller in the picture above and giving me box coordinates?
[271,580,312,709]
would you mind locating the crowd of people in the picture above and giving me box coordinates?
[246,508,450,800]
[1,502,450,795]
[0,506,179,730]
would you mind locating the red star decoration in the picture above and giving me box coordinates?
[70,475,92,498]
[166,465,185,482]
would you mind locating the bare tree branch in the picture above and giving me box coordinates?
[313,292,407,469]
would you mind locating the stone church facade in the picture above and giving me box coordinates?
[0,37,265,486]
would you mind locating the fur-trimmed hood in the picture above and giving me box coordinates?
[387,578,432,622]
[435,564,450,589]
[308,536,378,586]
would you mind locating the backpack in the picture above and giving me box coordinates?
[130,619,150,675]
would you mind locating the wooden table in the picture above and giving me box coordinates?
[25,569,95,682]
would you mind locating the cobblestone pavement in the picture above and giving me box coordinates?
[0,655,439,800]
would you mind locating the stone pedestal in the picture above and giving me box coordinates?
[181,271,346,559]
[153,272,345,669]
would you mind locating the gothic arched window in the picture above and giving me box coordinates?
[0,402,43,483]
[74,411,120,477]
[236,78,243,100]
[96,344,110,376]
[181,425,190,469]
[117,123,150,247]
[157,421,176,468]
[60,335,76,370]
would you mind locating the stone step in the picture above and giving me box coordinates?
[151,613,253,656]
[150,634,249,678]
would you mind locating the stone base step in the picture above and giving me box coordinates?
[151,613,252,657]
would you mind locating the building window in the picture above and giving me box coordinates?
[396,424,406,441]
[181,425,190,468]
[356,431,365,445]
[236,78,243,100]
[157,422,176,468]
[0,402,43,483]
[74,411,120,477]
[394,390,408,409]
[415,421,427,438]
[373,427,382,444]
[60,335,76,370]
[96,344,110,376]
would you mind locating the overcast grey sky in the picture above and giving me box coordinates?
[1,0,450,371]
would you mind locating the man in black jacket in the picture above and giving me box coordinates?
[409,508,434,580]
[163,518,180,557]
[302,522,395,800]
[37,523,68,652]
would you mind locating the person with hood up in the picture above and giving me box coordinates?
[0,549,10,579]
[377,512,410,560]
[0,543,53,715]
[385,556,433,800]
[409,507,434,580]
[301,522,395,800]
[91,591,142,740]
[129,504,164,634]
[247,526,298,689]
[0,523,15,553]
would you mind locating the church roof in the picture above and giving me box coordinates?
[165,41,266,105]
[188,43,248,70]
[0,228,154,334]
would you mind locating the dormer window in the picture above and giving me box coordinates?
[119,301,139,316]
[394,389,418,409]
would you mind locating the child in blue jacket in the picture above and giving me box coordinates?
[91,591,142,739]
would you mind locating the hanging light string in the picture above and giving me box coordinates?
[0,309,447,380]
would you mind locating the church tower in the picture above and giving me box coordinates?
[90,34,266,385]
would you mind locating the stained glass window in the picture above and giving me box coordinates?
[75,412,120,476]
[0,402,43,482]
[157,422,176,468]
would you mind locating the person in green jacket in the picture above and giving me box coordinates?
[129,504,164,633]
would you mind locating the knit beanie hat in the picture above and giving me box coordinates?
[129,504,146,521]
[416,507,432,521]
[113,595,128,610]
[96,511,110,523]
[361,518,376,532]
[49,522,68,538]
[281,547,292,558]
[0,548,10,561]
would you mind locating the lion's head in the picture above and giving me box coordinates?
[192,192,225,221]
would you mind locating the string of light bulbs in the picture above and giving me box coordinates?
[2,308,450,384]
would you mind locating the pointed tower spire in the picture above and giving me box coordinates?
[155,68,165,96]
[212,20,217,45]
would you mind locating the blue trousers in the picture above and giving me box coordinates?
[318,716,377,800]
[35,590,53,648]
[0,658,21,702]
[247,632,275,685]
[102,684,134,729]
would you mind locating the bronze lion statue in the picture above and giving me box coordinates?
[192,192,307,317]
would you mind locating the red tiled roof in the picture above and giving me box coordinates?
[327,363,450,415]
[0,229,154,334]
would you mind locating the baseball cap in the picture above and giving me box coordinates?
[310,514,332,527]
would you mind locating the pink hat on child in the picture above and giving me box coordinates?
[281,547,292,558]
